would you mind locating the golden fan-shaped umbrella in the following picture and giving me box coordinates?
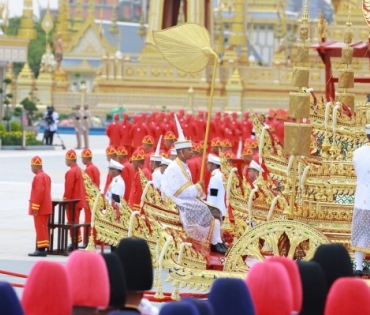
[153,23,219,181]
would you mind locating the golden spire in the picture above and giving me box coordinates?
[109,6,120,50]
[137,12,146,39]
[88,0,95,17]
[229,0,246,47]
[214,5,225,56]
[302,0,309,22]
[18,0,37,39]
[41,1,54,48]
[74,0,83,25]
[56,0,70,43]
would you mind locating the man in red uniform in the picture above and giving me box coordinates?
[188,142,201,183]
[80,148,100,246]
[210,137,223,156]
[128,148,152,210]
[130,115,150,150]
[106,113,122,148]
[242,146,254,178]
[116,146,135,201]
[28,156,52,257]
[63,150,87,251]
[103,146,117,195]
[81,148,100,188]
[241,112,253,139]
[120,113,133,156]
[142,135,155,171]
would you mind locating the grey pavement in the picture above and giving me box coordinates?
[0,133,181,302]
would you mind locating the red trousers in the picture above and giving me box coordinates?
[66,207,82,243]
[83,207,91,245]
[34,215,50,249]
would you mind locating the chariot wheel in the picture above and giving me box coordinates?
[223,220,330,272]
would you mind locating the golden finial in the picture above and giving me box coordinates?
[137,12,146,39]
[41,1,54,46]
[109,6,119,35]
[302,0,309,22]
[346,6,352,27]
[88,0,94,16]
[98,8,104,42]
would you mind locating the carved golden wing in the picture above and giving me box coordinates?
[363,0,370,27]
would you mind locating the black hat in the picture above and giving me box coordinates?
[209,278,255,315]
[297,261,327,315]
[312,243,353,290]
[183,298,214,315]
[101,253,127,308]
[116,238,153,292]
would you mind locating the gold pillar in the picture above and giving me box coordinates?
[56,0,70,43]
[18,0,37,40]
[228,0,245,47]
[145,0,165,46]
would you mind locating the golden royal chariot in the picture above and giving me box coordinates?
[82,2,370,299]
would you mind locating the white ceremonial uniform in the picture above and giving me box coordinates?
[161,158,214,243]
[351,145,370,252]
[152,168,162,190]
[207,168,226,217]
[105,174,125,204]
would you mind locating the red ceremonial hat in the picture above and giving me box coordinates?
[224,151,236,159]
[267,256,303,314]
[114,113,119,120]
[198,141,204,149]
[324,278,370,315]
[22,261,72,315]
[244,112,249,119]
[81,148,92,158]
[211,137,223,147]
[267,109,276,118]
[65,149,77,160]
[164,131,176,140]
[31,156,42,165]
[269,125,275,133]
[160,150,169,158]
[142,135,155,145]
[116,146,128,156]
[246,262,293,315]
[276,109,286,120]
[223,139,233,148]
[192,142,199,153]
[131,149,145,161]
[106,146,117,156]
[242,146,253,156]
[244,139,257,149]
[65,251,109,309]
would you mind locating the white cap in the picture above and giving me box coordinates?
[150,135,163,162]
[248,160,263,173]
[108,159,124,171]
[160,157,172,166]
[174,114,192,150]
[207,153,220,165]
[170,149,177,156]
[365,124,370,135]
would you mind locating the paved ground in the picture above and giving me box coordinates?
[0,133,177,303]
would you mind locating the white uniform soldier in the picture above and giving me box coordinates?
[206,154,227,218]
[351,124,370,276]
[74,105,84,149]
[105,160,125,204]
[82,104,91,149]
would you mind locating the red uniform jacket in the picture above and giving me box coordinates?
[188,155,201,183]
[130,123,150,148]
[120,120,133,146]
[121,161,135,201]
[29,170,52,215]
[128,167,152,210]
[85,162,100,188]
[106,122,122,148]
[63,164,87,210]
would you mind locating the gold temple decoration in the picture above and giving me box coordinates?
[153,23,219,180]
[41,1,54,48]
[18,0,37,40]
[338,8,355,113]
[284,0,313,219]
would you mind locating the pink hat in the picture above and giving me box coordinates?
[65,251,109,308]
[22,261,72,315]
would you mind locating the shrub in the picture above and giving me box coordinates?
[0,131,43,145]
[0,123,5,132]
[10,121,22,132]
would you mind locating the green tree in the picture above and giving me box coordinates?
[5,17,55,78]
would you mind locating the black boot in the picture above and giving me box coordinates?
[28,248,47,257]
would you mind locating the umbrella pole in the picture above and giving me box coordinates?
[200,52,219,181]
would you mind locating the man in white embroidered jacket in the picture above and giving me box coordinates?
[161,115,226,254]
